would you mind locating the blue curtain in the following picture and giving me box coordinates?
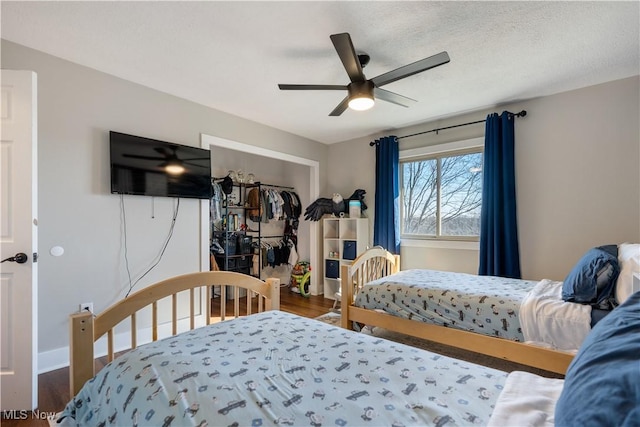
[479,112,521,278]
[373,136,400,254]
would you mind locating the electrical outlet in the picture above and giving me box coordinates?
[80,302,93,313]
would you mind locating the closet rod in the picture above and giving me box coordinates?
[369,110,527,145]
[258,182,295,190]
[210,178,294,191]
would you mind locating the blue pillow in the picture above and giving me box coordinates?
[555,290,640,426]
[562,247,620,309]
[595,244,618,258]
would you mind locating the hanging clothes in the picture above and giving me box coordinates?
[288,239,298,266]
[210,181,223,222]
[248,187,302,223]
[235,185,303,275]
[281,190,301,219]
[259,238,293,268]
[246,188,262,222]
[260,190,270,223]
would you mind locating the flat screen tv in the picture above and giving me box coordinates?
[110,131,212,199]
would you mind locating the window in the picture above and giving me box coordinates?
[401,141,483,240]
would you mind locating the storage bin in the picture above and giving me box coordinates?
[215,255,236,270]
[238,255,252,269]
[343,240,357,260]
[325,259,340,279]
[238,235,252,254]
[218,233,237,255]
[228,258,238,269]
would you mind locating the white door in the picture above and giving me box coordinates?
[0,70,38,410]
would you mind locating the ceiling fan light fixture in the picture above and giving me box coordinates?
[348,81,375,111]
[348,95,375,111]
[164,160,186,175]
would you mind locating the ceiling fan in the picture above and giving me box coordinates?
[278,32,450,116]
[124,146,208,174]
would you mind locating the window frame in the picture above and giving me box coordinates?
[399,137,484,243]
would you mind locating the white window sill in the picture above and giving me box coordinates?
[401,239,479,251]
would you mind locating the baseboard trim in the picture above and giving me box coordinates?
[38,315,207,374]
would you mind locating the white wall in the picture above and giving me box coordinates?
[1,40,328,368]
[328,76,640,281]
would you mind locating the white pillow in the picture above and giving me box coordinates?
[616,243,640,304]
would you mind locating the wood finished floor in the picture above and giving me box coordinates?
[0,287,334,427]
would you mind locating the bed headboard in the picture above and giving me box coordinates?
[69,271,280,395]
[340,246,399,328]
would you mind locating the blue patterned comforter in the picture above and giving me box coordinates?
[59,311,507,426]
[355,269,540,342]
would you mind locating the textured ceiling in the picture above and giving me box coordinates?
[1,1,639,144]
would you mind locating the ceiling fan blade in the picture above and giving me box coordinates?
[154,146,177,156]
[123,154,165,161]
[329,96,350,116]
[374,88,417,107]
[371,51,450,87]
[278,84,347,91]
[183,161,209,168]
[330,33,365,83]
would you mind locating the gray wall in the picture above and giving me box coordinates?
[329,76,640,281]
[1,40,328,364]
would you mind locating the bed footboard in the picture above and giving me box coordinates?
[69,271,280,395]
[346,304,573,374]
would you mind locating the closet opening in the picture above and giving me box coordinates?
[199,134,321,295]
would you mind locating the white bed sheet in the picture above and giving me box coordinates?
[519,279,592,351]
[487,370,564,427]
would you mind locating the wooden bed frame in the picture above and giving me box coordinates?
[340,247,574,375]
[69,271,280,395]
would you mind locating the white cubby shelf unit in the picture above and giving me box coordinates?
[322,216,370,300]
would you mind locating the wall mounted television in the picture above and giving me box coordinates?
[110,131,212,199]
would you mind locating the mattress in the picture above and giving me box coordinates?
[355,269,538,341]
[59,311,508,426]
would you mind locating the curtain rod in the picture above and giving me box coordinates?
[369,110,527,145]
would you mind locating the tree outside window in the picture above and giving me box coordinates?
[401,150,483,238]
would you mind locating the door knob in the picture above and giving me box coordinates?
[1,253,28,264]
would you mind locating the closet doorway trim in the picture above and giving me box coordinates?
[199,133,321,294]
